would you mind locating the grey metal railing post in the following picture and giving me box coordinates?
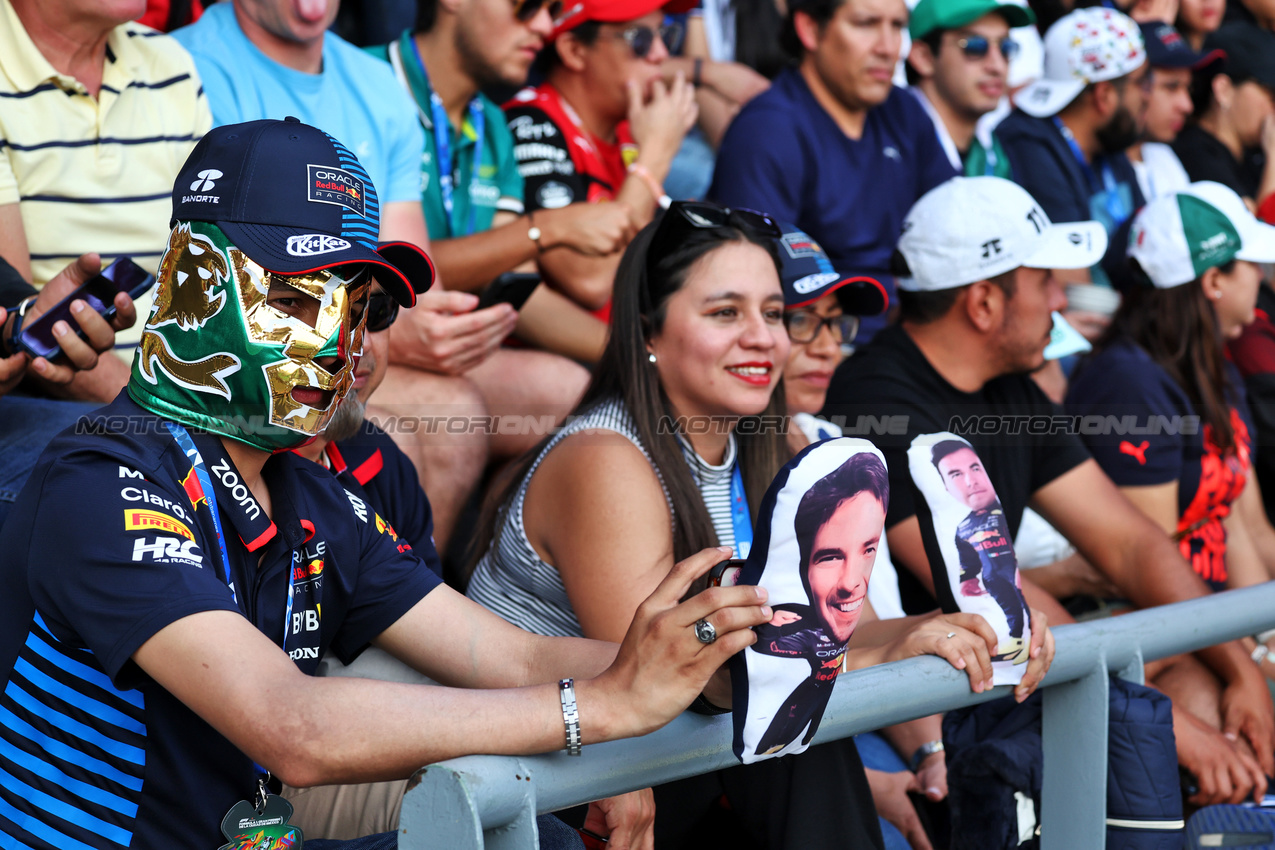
[399,755,538,850]
[398,583,1275,849]
[1041,659,1110,850]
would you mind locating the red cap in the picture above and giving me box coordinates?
[551,0,669,37]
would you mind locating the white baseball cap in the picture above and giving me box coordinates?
[1128,181,1275,288]
[1016,8,1146,119]
[897,177,1108,291]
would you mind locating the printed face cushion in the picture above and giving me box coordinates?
[730,438,889,763]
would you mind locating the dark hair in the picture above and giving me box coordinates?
[529,21,603,79]
[904,31,944,87]
[792,452,889,599]
[781,0,844,60]
[1102,260,1239,451]
[892,249,1019,324]
[467,212,790,575]
[930,437,975,473]
[734,0,792,78]
[415,0,440,33]
[1189,67,1244,122]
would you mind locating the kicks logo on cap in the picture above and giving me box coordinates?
[307,164,366,218]
[190,169,222,192]
[287,234,352,257]
[793,272,840,294]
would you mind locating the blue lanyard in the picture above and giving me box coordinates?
[165,422,297,651]
[1052,117,1129,226]
[408,35,484,237]
[730,465,753,558]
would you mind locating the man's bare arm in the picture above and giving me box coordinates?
[133,548,770,788]
[1032,459,1275,773]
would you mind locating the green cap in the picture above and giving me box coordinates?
[909,0,1035,41]
[1128,182,1275,288]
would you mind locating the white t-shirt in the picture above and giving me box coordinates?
[1132,142,1191,202]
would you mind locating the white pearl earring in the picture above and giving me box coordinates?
[648,352,657,363]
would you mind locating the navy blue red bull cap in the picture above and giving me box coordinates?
[777,224,888,315]
[171,117,434,307]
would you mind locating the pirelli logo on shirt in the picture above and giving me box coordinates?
[125,509,195,541]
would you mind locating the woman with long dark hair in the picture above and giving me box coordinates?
[467,201,1051,848]
[1066,181,1275,805]
[1067,182,1275,591]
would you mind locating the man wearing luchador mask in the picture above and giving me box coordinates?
[0,118,771,850]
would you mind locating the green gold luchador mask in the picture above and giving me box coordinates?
[128,221,370,451]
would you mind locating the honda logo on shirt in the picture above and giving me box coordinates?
[133,536,203,565]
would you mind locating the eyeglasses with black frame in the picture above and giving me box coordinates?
[783,310,860,345]
[511,0,563,23]
[954,34,1019,60]
[643,201,782,313]
[603,22,683,59]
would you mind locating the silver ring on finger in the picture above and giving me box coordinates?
[945,632,957,639]
[694,618,718,645]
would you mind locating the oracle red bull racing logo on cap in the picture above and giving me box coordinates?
[307,164,365,217]
[781,232,823,259]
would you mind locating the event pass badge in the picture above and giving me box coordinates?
[219,790,303,850]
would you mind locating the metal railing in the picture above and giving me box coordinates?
[398,582,1275,850]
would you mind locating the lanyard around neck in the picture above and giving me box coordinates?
[407,34,485,237]
[730,465,753,558]
[165,422,300,650]
[1052,117,1129,226]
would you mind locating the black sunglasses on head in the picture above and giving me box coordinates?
[643,201,782,312]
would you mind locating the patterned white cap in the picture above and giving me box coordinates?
[1017,8,1146,118]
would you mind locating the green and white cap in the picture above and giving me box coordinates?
[1128,181,1275,288]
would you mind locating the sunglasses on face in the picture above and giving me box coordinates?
[605,22,683,59]
[365,291,399,333]
[512,0,563,23]
[643,201,781,314]
[784,310,860,345]
[954,34,1019,61]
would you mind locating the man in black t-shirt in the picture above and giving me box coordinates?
[826,175,1275,805]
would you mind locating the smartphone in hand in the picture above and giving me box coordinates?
[708,559,747,588]
[477,272,540,311]
[17,257,155,361]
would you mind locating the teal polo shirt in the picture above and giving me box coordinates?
[368,32,524,239]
